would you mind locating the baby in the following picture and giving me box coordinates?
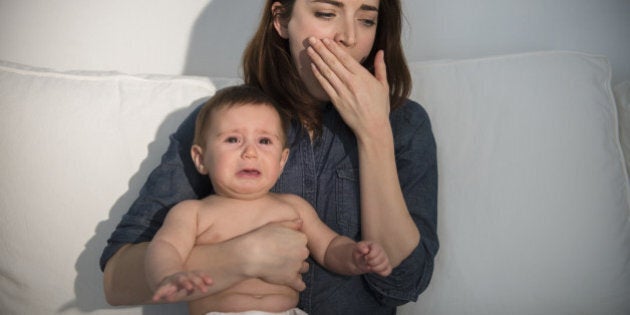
[145,85,391,315]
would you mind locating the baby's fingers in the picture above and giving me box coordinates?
[174,276,196,293]
[367,254,392,277]
[356,241,371,255]
[152,284,177,302]
[372,262,393,277]
[190,271,213,293]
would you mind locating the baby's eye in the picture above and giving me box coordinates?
[259,138,272,145]
[225,137,239,143]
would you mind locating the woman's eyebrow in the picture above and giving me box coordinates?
[360,4,378,12]
[311,0,378,12]
[312,0,344,7]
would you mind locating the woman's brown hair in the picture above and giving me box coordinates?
[242,0,411,135]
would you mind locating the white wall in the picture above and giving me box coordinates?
[0,0,211,75]
[1,0,628,83]
[402,0,630,84]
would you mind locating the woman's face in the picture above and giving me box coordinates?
[274,0,379,101]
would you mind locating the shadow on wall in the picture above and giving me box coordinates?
[64,2,261,314]
[61,99,207,315]
[183,0,264,78]
[57,98,207,315]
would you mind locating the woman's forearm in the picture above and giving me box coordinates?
[187,222,310,293]
[103,221,309,306]
[103,241,251,306]
[356,123,420,267]
[145,239,190,292]
[103,243,156,305]
[184,238,254,293]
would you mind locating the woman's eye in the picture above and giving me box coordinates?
[315,11,335,19]
[360,18,376,27]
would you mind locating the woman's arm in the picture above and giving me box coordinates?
[308,38,419,266]
[362,102,439,305]
[104,220,309,305]
[103,236,264,305]
[308,38,438,305]
[103,242,154,305]
[356,123,420,266]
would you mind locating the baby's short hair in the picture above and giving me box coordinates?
[193,84,290,148]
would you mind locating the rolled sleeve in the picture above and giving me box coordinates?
[365,239,436,305]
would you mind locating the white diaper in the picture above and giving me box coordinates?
[205,308,307,315]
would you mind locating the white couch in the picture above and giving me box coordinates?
[1,51,629,315]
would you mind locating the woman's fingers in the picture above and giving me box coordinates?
[307,41,343,98]
[307,36,391,135]
[245,222,309,292]
[320,37,364,75]
[373,49,387,85]
[307,37,359,90]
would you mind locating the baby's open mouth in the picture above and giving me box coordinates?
[238,169,261,176]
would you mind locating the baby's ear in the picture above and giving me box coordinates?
[280,148,290,170]
[191,145,209,175]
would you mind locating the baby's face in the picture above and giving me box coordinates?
[202,103,289,199]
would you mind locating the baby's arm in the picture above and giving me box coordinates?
[145,200,213,302]
[286,195,392,277]
[150,270,213,302]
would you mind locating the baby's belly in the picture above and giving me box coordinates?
[187,278,298,315]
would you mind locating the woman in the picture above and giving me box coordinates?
[101,0,438,313]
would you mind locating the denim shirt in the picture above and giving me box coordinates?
[101,99,439,314]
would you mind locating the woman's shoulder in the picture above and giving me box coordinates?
[390,98,432,131]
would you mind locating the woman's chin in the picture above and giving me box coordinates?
[308,87,330,103]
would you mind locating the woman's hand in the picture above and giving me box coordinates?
[240,220,310,291]
[307,37,390,140]
[184,219,310,295]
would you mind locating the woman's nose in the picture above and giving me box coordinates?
[334,19,356,47]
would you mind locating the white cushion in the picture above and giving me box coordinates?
[1,51,629,315]
[0,60,239,314]
[400,51,630,315]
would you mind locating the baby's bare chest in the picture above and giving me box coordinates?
[195,199,300,244]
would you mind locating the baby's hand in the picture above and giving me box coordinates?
[152,271,213,302]
[353,241,392,277]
